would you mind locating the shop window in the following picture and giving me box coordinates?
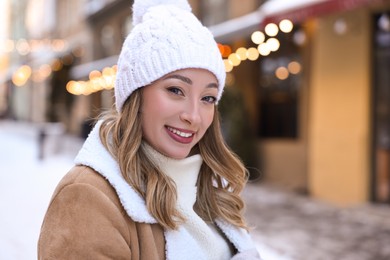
[258,29,303,139]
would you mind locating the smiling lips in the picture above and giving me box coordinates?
[166,126,195,144]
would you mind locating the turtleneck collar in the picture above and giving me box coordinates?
[141,142,202,188]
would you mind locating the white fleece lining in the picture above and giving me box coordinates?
[74,121,257,260]
[74,121,156,223]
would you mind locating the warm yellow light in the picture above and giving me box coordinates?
[102,67,116,88]
[12,74,25,87]
[275,67,289,80]
[102,67,115,77]
[266,38,280,52]
[16,39,31,55]
[246,47,260,61]
[89,70,101,80]
[251,31,265,44]
[66,81,76,94]
[279,19,293,33]
[67,81,93,95]
[235,47,248,61]
[32,64,52,82]
[103,79,114,89]
[228,53,241,66]
[79,82,90,95]
[258,43,270,56]
[224,59,233,72]
[288,61,302,74]
[265,23,279,37]
[91,81,103,92]
[52,39,67,52]
[20,65,32,78]
[12,65,32,86]
[103,78,115,89]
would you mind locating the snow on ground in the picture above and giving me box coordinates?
[0,123,76,260]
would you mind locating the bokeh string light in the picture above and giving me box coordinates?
[221,19,295,74]
[66,65,118,95]
[10,19,300,94]
[10,45,84,88]
[1,38,68,54]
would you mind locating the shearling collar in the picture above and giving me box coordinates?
[74,120,257,259]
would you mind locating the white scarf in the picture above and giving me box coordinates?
[74,120,257,260]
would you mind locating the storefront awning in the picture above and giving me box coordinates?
[260,0,385,25]
[209,11,263,43]
[209,0,387,43]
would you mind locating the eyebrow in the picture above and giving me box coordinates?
[164,74,218,89]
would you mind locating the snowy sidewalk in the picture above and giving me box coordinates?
[243,183,390,260]
[0,120,83,259]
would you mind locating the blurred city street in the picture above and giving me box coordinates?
[1,120,390,260]
[1,0,390,259]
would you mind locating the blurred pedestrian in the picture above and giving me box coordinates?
[38,0,260,259]
[37,127,46,160]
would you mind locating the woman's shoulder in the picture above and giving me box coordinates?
[52,165,123,210]
[39,165,137,258]
[61,165,111,187]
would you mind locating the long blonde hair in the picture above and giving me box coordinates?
[99,89,248,230]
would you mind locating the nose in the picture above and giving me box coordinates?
[180,101,201,126]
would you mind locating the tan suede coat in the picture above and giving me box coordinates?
[38,165,165,260]
[38,121,260,260]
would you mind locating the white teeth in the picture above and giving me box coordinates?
[167,127,193,138]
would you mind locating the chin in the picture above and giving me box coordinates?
[168,152,190,160]
[163,148,191,160]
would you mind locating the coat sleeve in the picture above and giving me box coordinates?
[38,182,132,260]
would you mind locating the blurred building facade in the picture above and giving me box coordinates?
[1,0,390,207]
[211,0,390,207]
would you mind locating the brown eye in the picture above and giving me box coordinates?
[167,87,183,96]
[202,96,217,104]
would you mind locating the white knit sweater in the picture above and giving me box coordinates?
[143,143,233,259]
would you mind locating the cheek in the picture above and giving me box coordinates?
[140,97,159,140]
[140,94,172,138]
[141,92,165,123]
[201,109,215,133]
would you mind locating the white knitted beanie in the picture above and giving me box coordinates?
[114,0,226,112]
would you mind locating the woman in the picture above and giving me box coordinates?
[38,0,261,259]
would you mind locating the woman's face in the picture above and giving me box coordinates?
[141,68,218,159]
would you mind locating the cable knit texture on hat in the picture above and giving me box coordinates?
[115,0,226,112]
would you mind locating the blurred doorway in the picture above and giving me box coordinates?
[372,12,390,203]
[257,24,308,192]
